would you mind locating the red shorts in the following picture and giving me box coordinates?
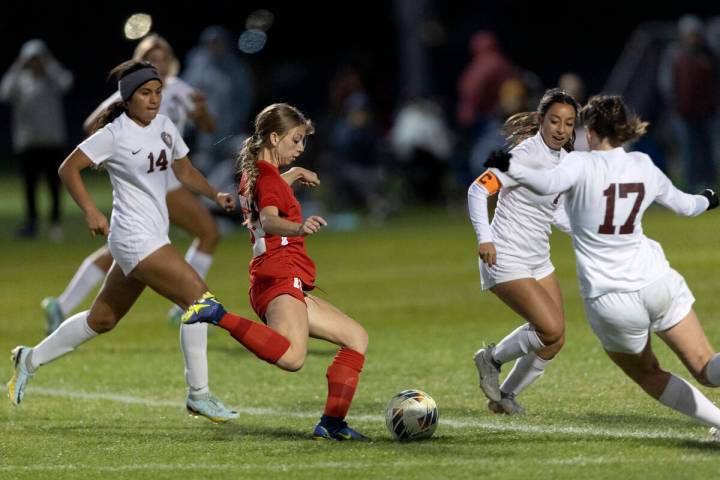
[249,276,311,321]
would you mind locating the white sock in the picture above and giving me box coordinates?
[180,322,209,395]
[492,323,546,365]
[57,258,106,316]
[658,373,720,428]
[169,246,215,316]
[185,245,213,279]
[30,311,98,370]
[501,353,550,396]
[704,353,720,386]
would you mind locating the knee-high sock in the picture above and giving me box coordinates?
[185,245,213,278]
[180,322,209,395]
[218,313,290,364]
[704,353,720,386]
[500,353,550,396]
[29,311,98,370]
[658,373,720,428]
[57,259,106,316]
[492,323,546,365]
[324,348,365,418]
[171,247,214,315]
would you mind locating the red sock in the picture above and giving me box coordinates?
[323,347,365,418]
[219,313,290,364]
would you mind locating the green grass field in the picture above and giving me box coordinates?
[1,174,719,479]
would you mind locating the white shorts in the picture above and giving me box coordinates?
[108,231,170,276]
[583,268,695,354]
[479,255,555,290]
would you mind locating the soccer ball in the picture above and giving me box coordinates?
[385,389,439,441]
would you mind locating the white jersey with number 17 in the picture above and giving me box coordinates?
[508,147,709,298]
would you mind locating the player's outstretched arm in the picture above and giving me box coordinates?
[172,156,235,212]
[654,166,716,216]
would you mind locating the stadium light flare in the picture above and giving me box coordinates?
[238,29,267,54]
[124,13,152,40]
[246,9,274,31]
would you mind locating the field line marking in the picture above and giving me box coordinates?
[6,386,711,443]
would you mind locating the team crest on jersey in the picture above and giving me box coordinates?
[161,132,172,148]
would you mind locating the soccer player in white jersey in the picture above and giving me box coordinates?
[37,36,232,421]
[43,34,217,330]
[469,88,579,415]
[6,61,292,423]
[489,94,720,436]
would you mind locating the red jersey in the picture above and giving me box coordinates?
[239,160,316,286]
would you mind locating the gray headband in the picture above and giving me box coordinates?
[118,67,162,101]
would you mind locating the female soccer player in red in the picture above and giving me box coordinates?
[185,103,370,440]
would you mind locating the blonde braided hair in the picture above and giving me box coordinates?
[236,103,314,223]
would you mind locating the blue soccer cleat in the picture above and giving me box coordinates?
[181,292,226,326]
[186,392,239,423]
[313,420,370,441]
[41,297,65,335]
[7,346,34,406]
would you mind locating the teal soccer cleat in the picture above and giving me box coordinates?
[41,297,65,335]
[186,392,239,423]
[7,346,34,406]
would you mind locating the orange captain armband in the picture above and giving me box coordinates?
[474,169,502,195]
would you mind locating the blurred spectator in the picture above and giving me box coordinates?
[558,72,590,152]
[456,31,517,129]
[705,15,720,58]
[182,26,254,172]
[658,14,719,189]
[389,98,453,203]
[329,83,382,209]
[454,31,518,186]
[316,67,388,220]
[0,39,73,239]
[468,78,528,178]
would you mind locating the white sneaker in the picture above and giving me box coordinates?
[7,346,34,406]
[709,427,720,441]
[474,344,501,402]
[186,392,239,423]
[488,392,525,416]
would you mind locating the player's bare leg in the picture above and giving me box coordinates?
[306,295,369,440]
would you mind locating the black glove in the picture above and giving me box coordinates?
[700,188,719,210]
[484,150,512,172]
